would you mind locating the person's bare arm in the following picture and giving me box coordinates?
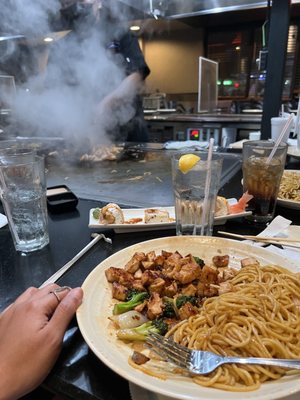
[98,71,143,110]
[94,71,144,129]
[0,284,83,400]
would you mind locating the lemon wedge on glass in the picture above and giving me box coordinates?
[178,154,201,174]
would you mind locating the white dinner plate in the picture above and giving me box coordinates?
[77,236,300,400]
[277,170,300,210]
[287,146,300,159]
[88,202,252,233]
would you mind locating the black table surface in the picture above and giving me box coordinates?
[0,158,299,400]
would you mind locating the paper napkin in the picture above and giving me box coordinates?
[257,215,292,238]
[0,213,8,228]
[250,216,300,265]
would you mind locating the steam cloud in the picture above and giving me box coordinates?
[1,0,138,148]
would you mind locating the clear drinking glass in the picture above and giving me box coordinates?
[242,140,287,224]
[0,75,16,110]
[0,148,36,165]
[171,152,223,236]
[0,155,49,252]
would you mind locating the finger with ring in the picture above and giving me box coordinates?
[50,286,71,303]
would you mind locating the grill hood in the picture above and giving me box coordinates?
[116,0,300,19]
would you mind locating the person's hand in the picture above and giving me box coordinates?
[0,284,83,400]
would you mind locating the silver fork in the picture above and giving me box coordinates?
[147,332,300,374]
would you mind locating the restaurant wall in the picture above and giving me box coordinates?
[140,27,204,95]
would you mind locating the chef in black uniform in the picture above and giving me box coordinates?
[48,0,150,142]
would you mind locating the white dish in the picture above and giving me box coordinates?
[77,236,300,400]
[241,109,262,113]
[89,206,175,233]
[277,198,300,210]
[88,202,252,233]
[129,381,300,400]
[277,170,300,210]
[287,146,300,159]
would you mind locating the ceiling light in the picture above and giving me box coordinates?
[130,25,140,31]
[44,37,54,42]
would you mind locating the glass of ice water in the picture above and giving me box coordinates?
[0,155,49,252]
[171,152,223,236]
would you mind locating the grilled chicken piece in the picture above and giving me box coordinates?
[134,252,147,262]
[146,251,156,262]
[212,255,229,268]
[141,270,161,287]
[105,267,133,286]
[201,265,218,284]
[134,300,147,313]
[178,255,193,266]
[118,273,134,288]
[125,252,147,273]
[181,283,197,296]
[218,281,233,295]
[217,267,238,283]
[148,277,165,294]
[124,259,140,274]
[174,262,201,285]
[241,257,260,268]
[105,267,122,282]
[162,264,177,279]
[163,281,178,297]
[131,351,150,365]
[163,252,183,270]
[134,269,143,279]
[141,261,156,270]
[112,282,128,301]
[178,302,198,320]
[161,250,174,258]
[154,254,165,267]
[197,282,218,297]
[131,280,146,292]
[147,292,163,320]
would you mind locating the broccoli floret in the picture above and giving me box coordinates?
[152,318,168,335]
[194,256,205,267]
[92,208,101,220]
[113,292,149,315]
[176,295,198,309]
[162,298,176,318]
[126,288,143,301]
[117,319,167,341]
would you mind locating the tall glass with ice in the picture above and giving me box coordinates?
[0,155,49,252]
[242,140,287,224]
[171,152,223,236]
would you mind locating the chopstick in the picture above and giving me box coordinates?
[39,233,112,288]
[218,231,300,249]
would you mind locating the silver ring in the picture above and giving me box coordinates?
[51,290,61,303]
[50,286,71,303]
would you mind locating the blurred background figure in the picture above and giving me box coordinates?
[46,0,151,143]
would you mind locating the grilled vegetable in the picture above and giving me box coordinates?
[194,256,205,267]
[176,295,198,309]
[111,310,148,329]
[117,318,168,341]
[162,297,177,318]
[92,208,101,220]
[113,292,149,315]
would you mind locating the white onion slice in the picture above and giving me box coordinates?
[111,310,148,329]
